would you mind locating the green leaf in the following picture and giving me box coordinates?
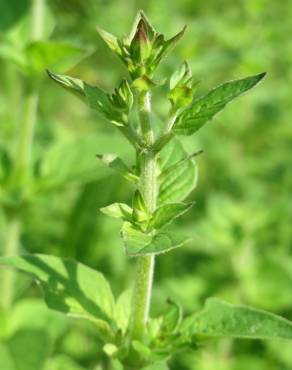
[161,300,183,334]
[37,134,132,191]
[96,153,138,183]
[132,340,151,360]
[96,27,122,55]
[121,222,189,256]
[84,83,125,126]
[153,26,186,68]
[45,355,88,370]
[142,362,169,370]
[110,79,134,111]
[0,343,15,370]
[47,71,85,100]
[100,203,133,221]
[9,298,67,343]
[0,0,30,32]
[26,41,89,75]
[173,72,266,135]
[149,202,193,230]
[158,139,198,205]
[169,61,192,90]
[186,298,292,340]
[114,289,132,333]
[7,329,50,370]
[0,255,115,332]
[103,343,119,357]
[132,190,148,222]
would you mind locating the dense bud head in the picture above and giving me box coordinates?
[97,10,186,85]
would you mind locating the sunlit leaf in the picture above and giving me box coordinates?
[96,153,138,183]
[158,139,198,205]
[161,300,183,334]
[121,222,189,256]
[174,72,266,135]
[100,203,133,221]
[185,298,292,340]
[114,289,132,333]
[149,202,193,230]
[25,41,89,75]
[84,83,125,126]
[47,71,85,100]
[7,329,49,370]
[0,255,115,335]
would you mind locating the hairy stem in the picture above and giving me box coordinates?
[130,91,157,340]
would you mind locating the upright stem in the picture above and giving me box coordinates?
[130,91,157,340]
[1,0,45,310]
[13,0,45,185]
[13,91,39,186]
[1,216,21,310]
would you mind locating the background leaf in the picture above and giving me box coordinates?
[26,41,88,75]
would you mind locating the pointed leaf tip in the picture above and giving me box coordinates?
[174,71,267,136]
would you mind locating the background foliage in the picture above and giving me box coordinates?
[0,0,292,369]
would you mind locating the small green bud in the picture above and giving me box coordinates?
[97,11,186,81]
[132,75,157,92]
[132,190,148,223]
[110,79,133,111]
[130,19,152,63]
[168,61,196,109]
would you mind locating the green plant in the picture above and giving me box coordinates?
[1,10,292,370]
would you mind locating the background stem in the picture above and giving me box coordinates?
[1,216,21,310]
[1,0,46,310]
[130,91,157,340]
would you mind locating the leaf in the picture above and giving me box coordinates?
[132,190,148,222]
[96,153,138,183]
[121,222,189,256]
[153,26,187,68]
[84,83,125,126]
[103,343,119,357]
[161,300,183,334]
[25,41,89,75]
[0,0,30,31]
[142,362,169,370]
[37,135,130,191]
[186,298,292,340]
[96,27,122,55]
[149,202,194,230]
[45,355,88,370]
[7,329,50,370]
[0,255,115,333]
[114,289,132,333]
[100,203,133,221]
[173,72,266,135]
[158,139,198,205]
[0,343,15,370]
[9,298,67,343]
[47,70,85,100]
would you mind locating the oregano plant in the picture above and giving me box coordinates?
[1,10,292,370]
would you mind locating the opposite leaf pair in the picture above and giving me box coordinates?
[2,255,292,370]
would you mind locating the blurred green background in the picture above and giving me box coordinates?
[1,0,292,369]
